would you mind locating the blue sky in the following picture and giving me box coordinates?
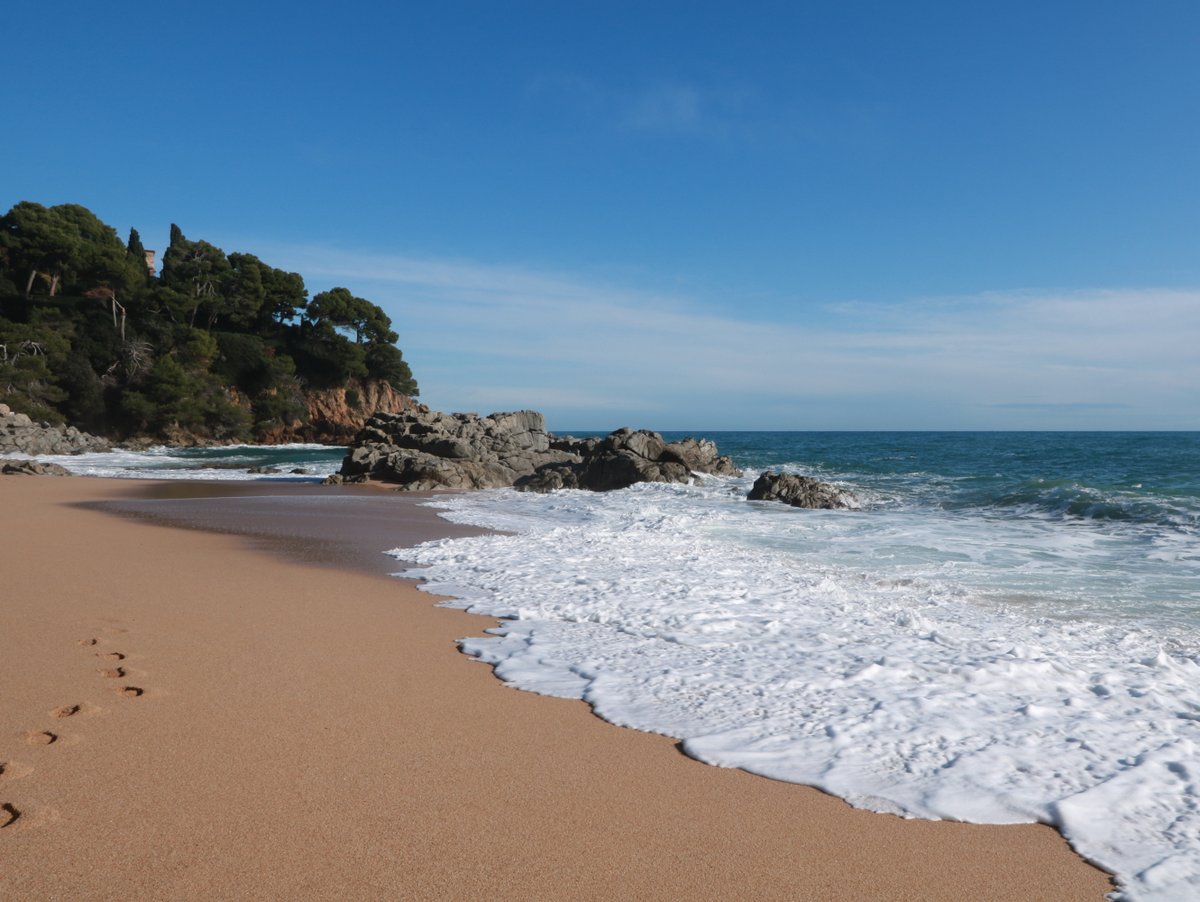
[6,1,1199,429]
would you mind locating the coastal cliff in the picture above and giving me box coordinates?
[257,379,417,445]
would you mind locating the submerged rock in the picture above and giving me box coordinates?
[747,471,858,510]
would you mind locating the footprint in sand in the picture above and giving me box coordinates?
[77,638,97,647]
[1,803,19,828]
[117,686,143,698]
[26,731,56,746]
[97,667,126,679]
[49,705,79,719]
[95,652,125,662]
[0,761,33,781]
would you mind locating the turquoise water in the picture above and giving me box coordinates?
[705,431,1200,629]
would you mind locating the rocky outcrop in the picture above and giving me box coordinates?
[337,409,571,489]
[335,410,740,492]
[1,458,72,476]
[0,404,110,455]
[747,472,858,510]
[516,428,740,492]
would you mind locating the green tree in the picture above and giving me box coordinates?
[159,225,232,327]
[0,319,70,420]
[309,287,376,343]
[0,201,79,299]
[260,266,307,326]
[364,342,418,395]
[125,228,152,286]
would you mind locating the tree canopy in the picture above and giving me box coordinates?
[0,201,418,439]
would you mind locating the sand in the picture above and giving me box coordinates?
[0,476,1113,900]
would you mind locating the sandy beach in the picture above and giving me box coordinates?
[0,476,1113,900]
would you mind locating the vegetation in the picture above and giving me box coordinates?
[0,201,417,440]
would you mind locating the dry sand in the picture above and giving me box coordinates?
[0,476,1113,900]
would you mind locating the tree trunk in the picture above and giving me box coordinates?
[24,269,37,299]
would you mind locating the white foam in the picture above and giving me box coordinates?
[390,480,1200,900]
[0,444,342,480]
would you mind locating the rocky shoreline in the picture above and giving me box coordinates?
[0,404,111,457]
[1,401,859,509]
[328,407,857,508]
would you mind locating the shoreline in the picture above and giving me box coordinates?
[1,476,1114,899]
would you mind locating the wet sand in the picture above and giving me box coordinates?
[0,476,1114,900]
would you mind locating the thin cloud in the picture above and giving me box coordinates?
[528,74,745,138]
[622,82,703,131]
[263,244,1200,429]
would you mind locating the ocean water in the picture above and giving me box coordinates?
[384,432,1200,901]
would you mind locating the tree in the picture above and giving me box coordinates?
[225,253,267,329]
[259,266,307,326]
[0,202,138,303]
[126,228,151,286]
[364,342,418,395]
[158,225,232,327]
[308,287,377,343]
[0,201,83,298]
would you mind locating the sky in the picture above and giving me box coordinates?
[5,1,1199,430]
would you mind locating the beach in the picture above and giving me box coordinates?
[0,476,1112,900]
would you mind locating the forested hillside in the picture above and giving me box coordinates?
[0,201,416,442]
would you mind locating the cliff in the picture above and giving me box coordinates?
[259,379,418,445]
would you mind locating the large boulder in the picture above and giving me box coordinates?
[337,410,741,492]
[747,472,858,510]
[516,428,740,492]
[0,404,111,456]
[338,409,575,489]
[1,458,72,476]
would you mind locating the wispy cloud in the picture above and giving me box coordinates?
[528,74,746,138]
[263,243,1200,430]
[622,82,704,132]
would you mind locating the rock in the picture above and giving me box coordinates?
[322,472,366,485]
[516,428,740,493]
[339,409,574,490]
[747,472,858,510]
[246,466,281,474]
[338,410,741,492]
[1,459,72,476]
[0,408,110,456]
[290,468,311,475]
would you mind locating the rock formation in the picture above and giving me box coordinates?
[516,428,740,492]
[333,409,740,492]
[0,404,111,456]
[747,471,859,510]
[1,459,72,476]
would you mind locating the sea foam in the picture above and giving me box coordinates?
[391,477,1200,901]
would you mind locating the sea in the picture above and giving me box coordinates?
[9,431,1199,900]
